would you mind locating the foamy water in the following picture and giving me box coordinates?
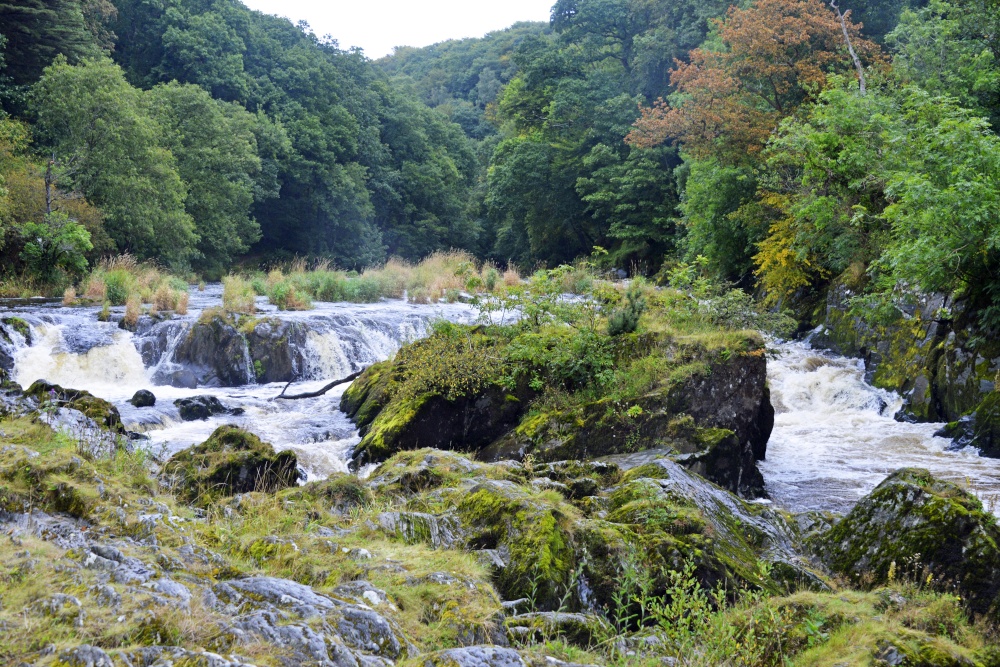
[2,287,476,480]
[760,340,1000,514]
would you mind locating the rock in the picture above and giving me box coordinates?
[345,329,773,497]
[54,644,115,667]
[378,511,465,548]
[505,612,610,646]
[163,425,301,505]
[934,391,1000,457]
[218,576,337,616]
[24,380,125,434]
[816,468,1000,614]
[172,311,255,386]
[348,382,535,469]
[423,646,527,667]
[129,389,156,408]
[174,394,234,421]
[169,311,310,387]
[812,278,1000,424]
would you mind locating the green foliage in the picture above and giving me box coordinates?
[18,211,92,281]
[144,81,266,277]
[759,79,1000,326]
[31,57,196,266]
[606,281,647,336]
[888,0,1000,127]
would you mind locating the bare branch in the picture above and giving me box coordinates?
[830,0,867,96]
[274,370,364,400]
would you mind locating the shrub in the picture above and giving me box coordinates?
[62,286,76,305]
[222,275,256,314]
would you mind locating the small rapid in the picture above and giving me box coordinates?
[1,286,476,480]
[761,339,1000,514]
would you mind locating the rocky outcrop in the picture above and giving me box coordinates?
[24,380,125,434]
[815,468,1000,615]
[344,337,773,497]
[812,280,1000,429]
[163,425,301,505]
[368,449,823,613]
[166,312,311,387]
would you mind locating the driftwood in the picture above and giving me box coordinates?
[274,370,364,400]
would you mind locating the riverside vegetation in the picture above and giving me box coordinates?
[3,272,1000,665]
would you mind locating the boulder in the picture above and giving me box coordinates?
[815,468,1000,614]
[934,391,1000,457]
[169,311,310,387]
[172,311,254,386]
[163,425,301,505]
[423,646,527,667]
[174,394,237,421]
[24,380,125,434]
[129,389,156,408]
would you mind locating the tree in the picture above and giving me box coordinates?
[19,211,92,281]
[31,57,196,265]
[754,80,1000,324]
[145,81,264,277]
[0,0,98,87]
[888,0,1000,127]
[627,0,882,162]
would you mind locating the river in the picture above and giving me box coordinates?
[3,288,1000,513]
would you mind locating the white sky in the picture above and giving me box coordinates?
[239,0,554,59]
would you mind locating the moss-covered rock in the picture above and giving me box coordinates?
[816,468,1000,615]
[24,380,125,434]
[813,278,1000,426]
[344,327,772,497]
[934,391,1000,457]
[163,425,301,505]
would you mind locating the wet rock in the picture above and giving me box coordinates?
[172,312,255,387]
[163,426,301,505]
[813,278,1000,424]
[174,395,233,421]
[24,380,125,434]
[934,391,1000,457]
[0,317,31,373]
[816,468,1000,614]
[129,389,156,408]
[245,318,310,384]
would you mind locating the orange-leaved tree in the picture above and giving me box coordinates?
[626,0,882,163]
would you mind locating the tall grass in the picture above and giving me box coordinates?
[247,251,522,310]
[77,255,190,312]
[222,275,256,314]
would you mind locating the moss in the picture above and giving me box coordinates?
[817,468,1000,615]
[456,481,577,609]
[1,316,31,343]
[163,425,301,506]
[24,380,125,434]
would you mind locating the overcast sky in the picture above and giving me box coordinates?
[239,0,553,59]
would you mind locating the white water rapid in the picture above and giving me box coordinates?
[2,286,476,480]
[4,288,1000,514]
[761,340,1000,514]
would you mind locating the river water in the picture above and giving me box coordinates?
[3,289,1000,513]
[2,286,476,480]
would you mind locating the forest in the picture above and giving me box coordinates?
[1,0,999,325]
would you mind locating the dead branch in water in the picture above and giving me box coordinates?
[274,370,364,400]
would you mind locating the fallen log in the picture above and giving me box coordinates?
[274,370,364,400]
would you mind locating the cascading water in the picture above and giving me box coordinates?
[2,287,477,480]
[7,289,1000,511]
[761,339,1000,514]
